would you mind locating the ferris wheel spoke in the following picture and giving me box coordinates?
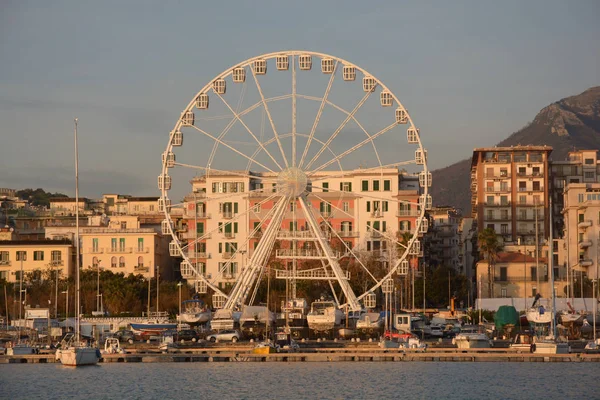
[214,92,284,171]
[224,196,289,309]
[298,61,338,169]
[250,65,289,169]
[189,124,276,173]
[305,200,378,283]
[308,122,398,175]
[292,55,297,167]
[180,192,280,253]
[304,88,375,170]
[298,196,361,311]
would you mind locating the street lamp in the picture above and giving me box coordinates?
[61,288,69,319]
[177,281,183,331]
[96,259,102,314]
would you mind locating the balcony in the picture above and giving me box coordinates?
[275,249,340,259]
[222,252,236,259]
[579,259,593,267]
[49,260,64,266]
[396,209,419,217]
[485,214,512,221]
[578,220,592,229]
[181,231,211,240]
[371,211,383,218]
[108,247,133,254]
[337,230,360,238]
[579,240,592,249]
[277,230,328,240]
[134,247,150,254]
[367,230,383,239]
[484,173,511,178]
[134,266,150,273]
[0,260,11,266]
[188,251,211,259]
[184,210,211,219]
[88,248,104,254]
[494,276,549,283]
[485,186,511,193]
[224,231,236,239]
[321,211,332,219]
[222,211,234,219]
[517,186,544,192]
[484,201,511,207]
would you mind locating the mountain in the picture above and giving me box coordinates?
[430,86,600,214]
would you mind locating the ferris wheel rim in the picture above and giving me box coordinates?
[159,49,429,309]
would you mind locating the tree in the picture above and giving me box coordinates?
[477,228,503,298]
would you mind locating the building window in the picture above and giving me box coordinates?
[584,171,595,180]
[290,202,296,212]
[0,251,9,263]
[501,224,509,234]
[372,180,380,191]
[361,180,369,192]
[119,256,125,268]
[92,238,99,252]
[138,238,144,251]
[121,222,127,230]
[383,180,391,191]
[501,287,507,298]
[119,238,126,251]
[343,202,349,213]
[111,238,117,251]
[33,251,44,261]
[340,182,352,192]
[196,222,204,234]
[51,251,61,262]
[253,203,261,213]
[137,256,144,267]
[585,158,594,165]
[111,257,117,268]
[531,287,537,297]
[16,251,27,261]
[322,182,329,192]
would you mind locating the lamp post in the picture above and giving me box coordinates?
[177,281,183,331]
[593,279,597,343]
[54,263,59,319]
[519,237,527,311]
[62,288,69,319]
[96,260,102,313]
[17,251,26,324]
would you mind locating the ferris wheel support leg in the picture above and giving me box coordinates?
[223,196,289,310]
[298,196,362,312]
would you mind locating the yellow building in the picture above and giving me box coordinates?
[80,216,169,279]
[0,239,73,283]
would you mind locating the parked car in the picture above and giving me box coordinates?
[206,330,241,343]
[429,326,444,338]
[175,329,200,342]
[112,330,135,343]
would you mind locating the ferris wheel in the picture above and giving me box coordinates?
[159,50,430,314]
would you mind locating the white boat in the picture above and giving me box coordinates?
[533,338,570,354]
[101,338,125,355]
[453,325,491,349]
[526,305,552,324]
[178,299,212,326]
[356,312,383,333]
[307,300,343,332]
[56,119,99,367]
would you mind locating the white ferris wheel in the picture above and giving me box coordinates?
[159,50,430,314]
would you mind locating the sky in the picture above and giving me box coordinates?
[0,0,598,199]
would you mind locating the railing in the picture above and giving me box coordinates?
[485,215,512,221]
[277,230,326,239]
[517,186,544,192]
[222,211,233,219]
[275,249,340,259]
[371,211,383,218]
[49,260,64,266]
[275,269,350,280]
[0,260,11,266]
[88,248,103,254]
[222,252,236,259]
[224,231,235,239]
[188,251,211,259]
[336,230,360,238]
[184,210,211,218]
[485,186,511,192]
[134,247,150,254]
[108,247,133,254]
[80,228,155,234]
[321,211,332,219]
[367,230,383,238]
[484,201,511,207]
[134,266,149,273]
[396,209,419,217]
[484,173,511,178]
[181,231,211,239]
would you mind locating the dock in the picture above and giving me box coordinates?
[2,346,600,364]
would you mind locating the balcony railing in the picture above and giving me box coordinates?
[396,209,419,217]
[134,247,150,254]
[222,252,236,259]
[222,211,234,219]
[517,186,544,192]
[484,173,511,178]
[0,260,11,266]
[184,210,211,219]
[134,266,150,273]
[485,186,511,193]
[337,230,360,238]
[108,247,133,254]
[88,248,103,254]
[494,276,549,283]
[275,249,340,259]
[484,201,511,207]
[188,251,211,259]
[49,260,64,266]
[181,231,211,240]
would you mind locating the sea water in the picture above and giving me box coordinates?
[1,362,598,399]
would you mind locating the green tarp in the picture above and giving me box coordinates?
[494,305,519,330]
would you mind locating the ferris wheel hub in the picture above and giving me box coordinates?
[277,167,308,197]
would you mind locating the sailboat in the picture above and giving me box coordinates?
[252,268,277,354]
[56,118,100,366]
[130,271,176,338]
[531,198,569,354]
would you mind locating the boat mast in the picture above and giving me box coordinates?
[549,197,557,339]
[74,117,81,342]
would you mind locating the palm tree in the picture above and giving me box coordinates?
[477,228,503,298]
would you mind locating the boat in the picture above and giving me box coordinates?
[526,297,552,324]
[276,298,309,337]
[5,342,37,355]
[56,119,100,367]
[252,341,278,354]
[101,338,125,355]
[274,329,299,352]
[356,312,383,336]
[559,302,584,324]
[453,325,491,349]
[306,299,344,332]
[130,311,177,337]
[240,305,275,340]
[510,332,535,352]
[178,299,211,326]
